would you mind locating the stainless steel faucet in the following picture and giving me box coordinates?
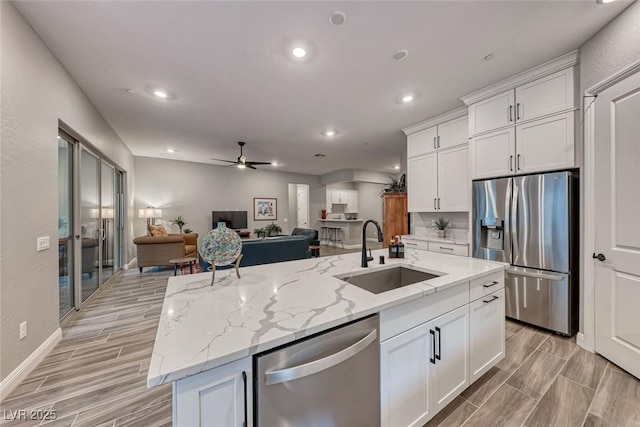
[362,220,384,267]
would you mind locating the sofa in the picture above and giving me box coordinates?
[291,227,319,245]
[134,233,198,272]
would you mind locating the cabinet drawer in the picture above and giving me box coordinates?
[380,283,469,342]
[403,239,428,251]
[469,271,505,302]
[428,242,468,257]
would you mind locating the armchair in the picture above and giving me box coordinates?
[134,233,198,272]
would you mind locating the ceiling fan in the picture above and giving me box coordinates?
[211,141,272,169]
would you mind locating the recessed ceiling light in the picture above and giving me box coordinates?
[484,53,495,61]
[394,165,400,170]
[292,47,307,58]
[167,149,174,153]
[329,11,347,25]
[314,153,326,158]
[324,130,336,137]
[393,50,409,61]
[154,90,168,98]
[402,95,414,103]
[271,161,279,166]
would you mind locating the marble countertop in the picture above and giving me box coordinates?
[401,234,470,246]
[320,219,363,222]
[147,249,505,388]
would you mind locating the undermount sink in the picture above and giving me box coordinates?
[336,266,439,294]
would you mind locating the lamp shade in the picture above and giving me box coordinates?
[91,207,115,219]
[138,208,162,219]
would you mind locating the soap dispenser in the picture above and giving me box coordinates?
[397,236,405,258]
[389,237,398,258]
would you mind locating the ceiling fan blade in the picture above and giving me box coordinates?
[210,158,237,164]
[246,164,257,170]
[246,161,271,166]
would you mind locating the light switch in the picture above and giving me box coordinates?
[37,236,50,251]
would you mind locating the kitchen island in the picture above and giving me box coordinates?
[319,218,363,247]
[148,249,506,426]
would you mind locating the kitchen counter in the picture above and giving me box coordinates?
[402,233,470,246]
[319,218,363,222]
[147,249,505,388]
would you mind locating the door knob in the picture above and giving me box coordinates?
[592,253,606,262]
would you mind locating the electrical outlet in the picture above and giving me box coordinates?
[37,236,50,251]
[283,218,288,223]
[20,321,27,340]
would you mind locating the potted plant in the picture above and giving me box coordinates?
[253,227,267,238]
[381,174,406,197]
[264,222,282,237]
[171,215,187,233]
[183,228,193,234]
[434,217,450,238]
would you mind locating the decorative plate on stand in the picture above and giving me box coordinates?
[200,222,243,284]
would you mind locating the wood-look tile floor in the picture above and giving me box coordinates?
[3,259,640,427]
[426,320,640,427]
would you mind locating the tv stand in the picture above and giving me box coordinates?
[237,230,251,239]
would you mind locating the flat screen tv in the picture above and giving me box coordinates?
[212,211,248,231]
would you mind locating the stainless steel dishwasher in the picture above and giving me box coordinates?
[255,314,380,426]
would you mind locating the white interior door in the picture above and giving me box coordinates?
[594,69,640,379]
[296,184,309,228]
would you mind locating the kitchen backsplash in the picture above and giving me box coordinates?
[410,212,470,242]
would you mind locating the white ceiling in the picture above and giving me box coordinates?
[15,0,630,175]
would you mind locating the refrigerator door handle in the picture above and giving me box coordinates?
[506,267,565,281]
[503,178,513,263]
[511,180,519,260]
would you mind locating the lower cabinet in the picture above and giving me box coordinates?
[381,305,469,427]
[174,356,252,427]
[469,288,506,383]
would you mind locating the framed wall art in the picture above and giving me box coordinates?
[253,198,277,221]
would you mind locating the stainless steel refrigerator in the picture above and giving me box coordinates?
[472,171,578,336]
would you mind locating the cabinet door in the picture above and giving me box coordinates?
[437,116,469,150]
[470,289,505,384]
[468,90,515,136]
[331,190,342,204]
[407,154,438,212]
[381,323,432,427]
[470,127,516,180]
[515,67,575,123]
[438,146,469,211]
[326,189,333,213]
[407,126,438,157]
[429,305,470,414]
[346,191,359,213]
[175,357,252,427]
[515,111,575,174]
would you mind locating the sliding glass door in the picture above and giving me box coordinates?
[58,135,74,317]
[80,147,101,303]
[101,161,115,282]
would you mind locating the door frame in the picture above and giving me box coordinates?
[296,184,309,228]
[581,59,640,352]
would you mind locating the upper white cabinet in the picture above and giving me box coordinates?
[326,189,359,213]
[468,67,576,137]
[404,109,470,213]
[462,51,579,179]
[468,90,515,136]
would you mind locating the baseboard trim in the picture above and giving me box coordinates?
[0,328,62,402]
[124,257,137,271]
[576,332,594,353]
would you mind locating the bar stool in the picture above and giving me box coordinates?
[327,226,344,248]
[320,226,330,246]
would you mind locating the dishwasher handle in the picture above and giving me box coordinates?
[264,329,377,386]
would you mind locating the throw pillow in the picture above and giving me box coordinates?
[148,224,168,237]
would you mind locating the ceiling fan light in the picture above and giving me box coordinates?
[237,164,246,169]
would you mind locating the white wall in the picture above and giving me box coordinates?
[577,1,640,338]
[0,2,135,381]
[134,157,323,239]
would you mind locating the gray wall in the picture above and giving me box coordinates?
[134,157,323,239]
[577,1,640,335]
[354,183,385,239]
[0,2,135,381]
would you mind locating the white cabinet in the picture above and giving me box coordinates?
[436,116,469,151]
[471,112,575,179]
[515,111,575,174]
[428,242,469,257]
[174,356,252,427]
[326,189,359,213]
[515,68,574,123]
[469,67,575,137]
[468,90,515,136]
[407,153,438,212]
[381,323,432,427]
[438,145,470,211]
[470,128,516,180]
[407,126,438,157]
[430,305,470,414]
[407,145,469,213]
[381,304,470,427]
[470,289,505,384]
